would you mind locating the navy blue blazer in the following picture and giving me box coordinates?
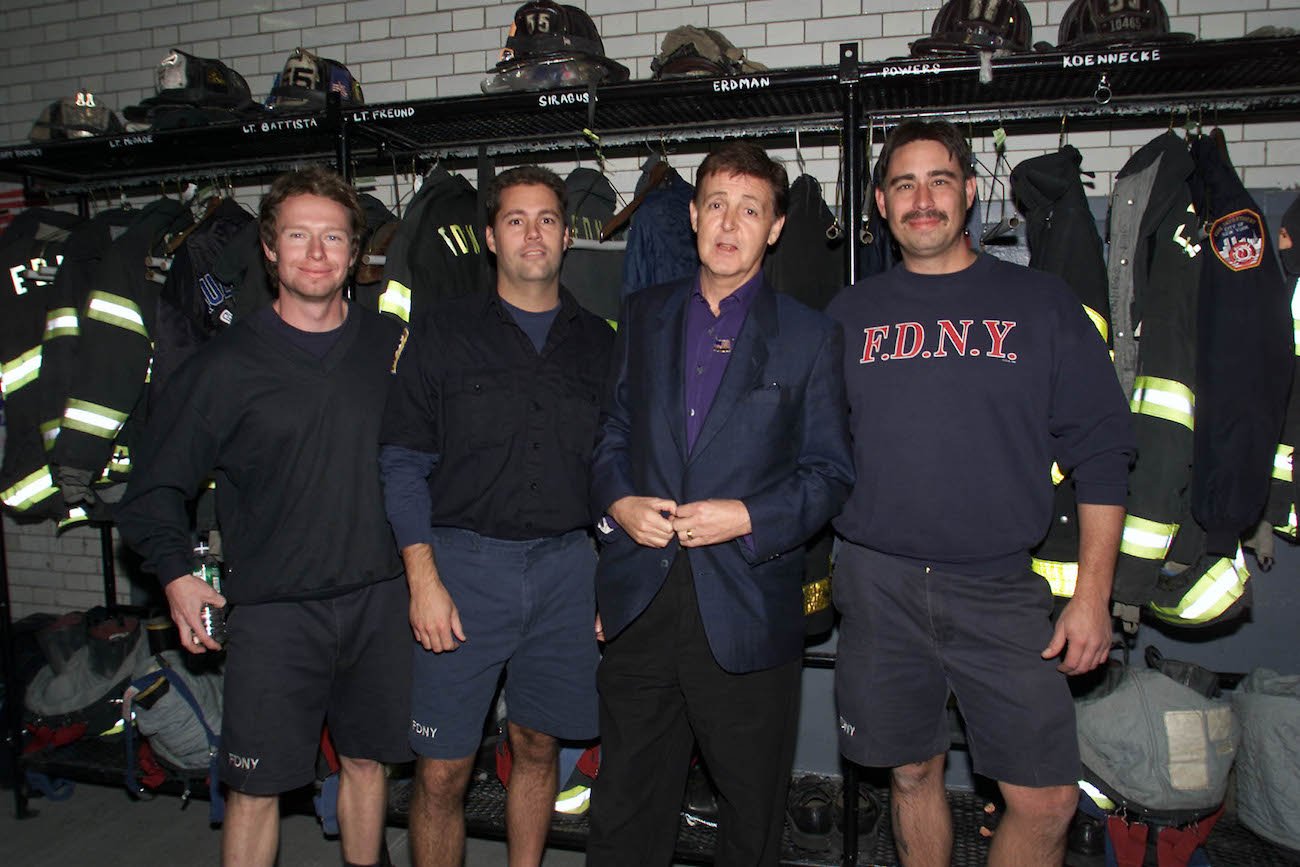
[591,276,854,673]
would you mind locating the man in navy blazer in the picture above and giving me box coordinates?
[586,141,854,867]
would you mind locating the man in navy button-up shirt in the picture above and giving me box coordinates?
[587,141,854,867]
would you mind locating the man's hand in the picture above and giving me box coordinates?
[609,496,678,547]
[672,499,751,547]
[1042,595,1112,675]
[595,612,605,643]
[409,571,465,652]
[403,543,466,652]
[165,573,225,654]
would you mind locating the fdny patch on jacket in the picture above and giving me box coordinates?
[1210,209,1265,272]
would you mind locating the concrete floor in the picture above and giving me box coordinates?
[0,780,592,867]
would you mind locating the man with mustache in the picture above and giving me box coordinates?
[825,121,1135,866]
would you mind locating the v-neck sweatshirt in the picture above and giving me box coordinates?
[116,304,407,603]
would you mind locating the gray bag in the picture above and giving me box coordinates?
[125,650,223,771]
[1076,665,1238,819]
[1231,668,1300,850]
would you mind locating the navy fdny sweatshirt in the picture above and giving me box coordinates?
[826,253,1134,575]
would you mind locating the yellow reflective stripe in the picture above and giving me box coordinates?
[1082,305,1109,343]
[87,291,147,337]
[1293,320,1299,356]
[1150,549,1248,624]
[554,783,592,814]
[1077,779,1116,811]
[1050,462,1065,486]
[605,318,618,331]
[1284,504,1299,540]
[1130,376,1194,431]
[41,418,61,451]
[1,467,58,510]
[109,445,131,473]
[1,346,42,395]
[1031,557,1077,597]
[378,280,412,322]
[58,506,90,530]
[44,307,79,341]
[1275,444,1294,483]
[803,577,830,616]
[1120,515,1178,561]
[62,398,129,439]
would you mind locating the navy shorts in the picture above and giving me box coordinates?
[409,528,600,759]
[833,542,1080,787]
[220,576,414,795]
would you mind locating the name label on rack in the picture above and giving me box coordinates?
[241,118,321,134]
[538,91,589,107]
[882,63,941,77]
[351,107,416,122]
[713,76,771,93]
[0,146,43,159]
[1063,49,1160,69]
[108,134,154,148]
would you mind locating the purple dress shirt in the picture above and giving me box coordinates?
[684,273,760,453]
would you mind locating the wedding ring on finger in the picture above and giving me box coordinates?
[686,528,694,540]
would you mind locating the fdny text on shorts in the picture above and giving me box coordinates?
[228,753,261,771]
[411,720,438,739]
[839,716,856,737]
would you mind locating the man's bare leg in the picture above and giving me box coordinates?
[890,754,950,867]
[222,790,279,867]
[338,755,388,865]
[409,755,474,867]
[987,781,1075,867]
[504,722,559,867]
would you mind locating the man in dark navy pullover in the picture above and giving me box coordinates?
[826,121,1134,867]
[118,167,411,867]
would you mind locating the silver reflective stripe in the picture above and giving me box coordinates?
[87,291,147,336]
[62,398,128,438]
[1276,444,1294,483]
[44,307,79,340]
[1,467,58,510]
[1130,376,1194,431]
[378,280,412,322]
[1,346,42,395]
[1120,516,1177,561]
[1152,549,1249,624]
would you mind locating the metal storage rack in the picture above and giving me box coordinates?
[3,35,1300,865]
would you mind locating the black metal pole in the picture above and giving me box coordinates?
[2,515,31,818]
[99,526,118,613]
[839,42,861,285]
[836,42,862,866]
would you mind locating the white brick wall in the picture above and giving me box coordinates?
[1,0,1299,617]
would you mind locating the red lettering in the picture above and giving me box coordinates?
[933,319,973,357]
[983,320,1017,358]
[892,322,924,359]
[860,325,889,363]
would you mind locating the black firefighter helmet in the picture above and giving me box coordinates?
[1057,0,1193,48]
[911,0,1034,56]
[483,0,629,93]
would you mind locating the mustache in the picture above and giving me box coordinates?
[903,209,947,224]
